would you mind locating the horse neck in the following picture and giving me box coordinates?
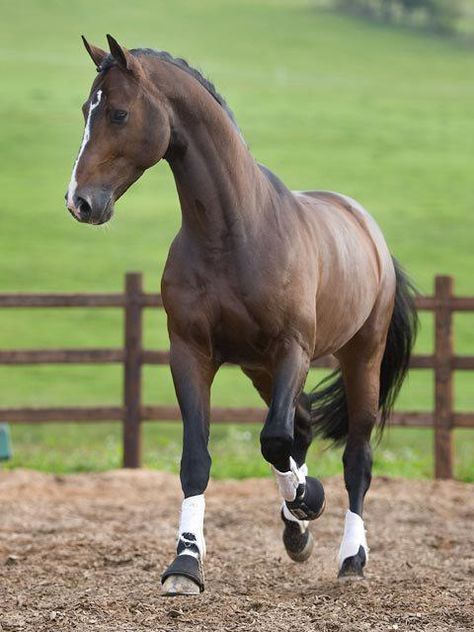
[163,84,269,248]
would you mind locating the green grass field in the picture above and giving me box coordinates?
[0,0,472,480]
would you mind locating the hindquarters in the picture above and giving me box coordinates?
[308,258,418,444]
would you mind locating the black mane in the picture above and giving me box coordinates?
[99,48,240,131]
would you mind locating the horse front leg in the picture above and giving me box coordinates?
[242,367,318,562]
[161,335,216,595]
[280,393,320,563]
[260,341,325,527]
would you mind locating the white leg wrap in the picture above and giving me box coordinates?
[281,502,309,533]
[178,494,206,560]
[272,457,307,502]
[275,459,309,533]
[338,510,369,568]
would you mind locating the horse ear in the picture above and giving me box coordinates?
[81,36,107,68]
[106,34,133,70]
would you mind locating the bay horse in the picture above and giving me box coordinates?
[66,35,417,595]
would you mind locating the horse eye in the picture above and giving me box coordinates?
[111,109,128,124]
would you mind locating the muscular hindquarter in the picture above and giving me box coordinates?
[295,190,395,358]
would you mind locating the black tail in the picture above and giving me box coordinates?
[308,259,418,445]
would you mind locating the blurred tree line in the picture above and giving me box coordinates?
[334,0,464,34]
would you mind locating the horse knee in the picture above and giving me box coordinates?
[292,398,313,465]
[260,433,292,471]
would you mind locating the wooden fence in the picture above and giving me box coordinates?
[0,273,472,478]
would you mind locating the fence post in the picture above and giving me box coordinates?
[123,272,143,468]
[434,275,454,479]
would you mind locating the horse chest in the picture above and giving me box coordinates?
[163,241,315,364]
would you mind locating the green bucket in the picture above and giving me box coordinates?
[0,424,12,461]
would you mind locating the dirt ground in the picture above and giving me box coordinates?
[0,470,473,632]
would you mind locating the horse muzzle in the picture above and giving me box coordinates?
[65,188,114,225]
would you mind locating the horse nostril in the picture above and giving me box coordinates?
[77,196,92,220]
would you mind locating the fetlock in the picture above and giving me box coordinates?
[285,476,326,521]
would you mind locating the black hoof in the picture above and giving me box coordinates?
[281,509,314,562]
[338,546,366,581]
[286,476,325,521]
[161,554,204,593]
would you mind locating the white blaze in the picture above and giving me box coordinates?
[67,90,103,208]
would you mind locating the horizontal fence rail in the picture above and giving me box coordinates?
[0,273,472,477]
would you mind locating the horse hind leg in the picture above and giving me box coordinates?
[309,263,416,580]
[335,324,388,581]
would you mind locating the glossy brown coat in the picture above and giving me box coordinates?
[66,37,417,589]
